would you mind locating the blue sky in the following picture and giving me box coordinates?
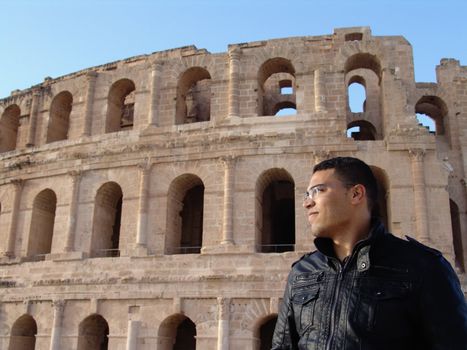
[1,0,466,99]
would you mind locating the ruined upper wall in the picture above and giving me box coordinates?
[0,26,464,156]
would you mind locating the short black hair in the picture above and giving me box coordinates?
[313,157,379,216]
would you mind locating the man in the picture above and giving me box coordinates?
[271,157,467,350]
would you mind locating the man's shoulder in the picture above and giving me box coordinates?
[379,233,448,270]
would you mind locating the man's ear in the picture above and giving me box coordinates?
[350,184,366,204]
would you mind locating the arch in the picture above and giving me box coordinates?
[106,79,136,133]
[415,95,448,135]
[158,314,196,350]
[8,314,37,350]
[175,67,211,124]
[27,189,57,260]
[258,58,296,116]
[369,166,390,229]
[46,91,72,143]
[90,182,123,257]
[166,174,204,254]
[450,199,464,272]
[344,53,382,81]
[273,101,297,116]
[254,314,277,350]
[255,168,295,253]
[77,314,109,350]
[347,120,377,140]
[0,104,21,152]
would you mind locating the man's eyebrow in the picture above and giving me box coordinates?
[307,183,325,192]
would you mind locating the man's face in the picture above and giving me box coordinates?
[303,169,354,238]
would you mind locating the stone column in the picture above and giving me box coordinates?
[148,61,164,126]
[221,156,236,245]
[314,69,326,112]
[135,161,151,250]
[217,297,230,350]
[126,320,140,350]
[26,91,40,147]
[64,171,81,252]
[228,48,241,117]
[49,300,65,350]
[4,179,23,257]
[82,71,98,136]
[409,149,430,242]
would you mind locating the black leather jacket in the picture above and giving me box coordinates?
[272,222,467,350]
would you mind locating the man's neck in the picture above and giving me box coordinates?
[332,220,371,261]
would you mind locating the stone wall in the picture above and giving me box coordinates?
[0,27,465,349]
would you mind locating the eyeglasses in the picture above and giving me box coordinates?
[303,182,355,202]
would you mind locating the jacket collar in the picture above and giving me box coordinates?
[313,219,387,270]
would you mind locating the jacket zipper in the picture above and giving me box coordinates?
[325,260,343,350]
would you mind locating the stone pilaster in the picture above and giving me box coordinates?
[217,297,230,350]
[148,61,164,126]
[26,91,40,147]
[4,179,23,258]
[49,300,65,350]
[228,48,241,117]
[134,161,151,255]
[314,69,326,112]
[409,149,430,242]
[64,171,81,252]
[126,320,140,350]
[221,156,236,245]
[82,71,98,136]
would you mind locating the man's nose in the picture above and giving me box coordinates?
[302,197,315,208]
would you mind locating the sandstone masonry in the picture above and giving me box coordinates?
[0,27,466,349]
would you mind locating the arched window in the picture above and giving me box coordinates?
[176,67,211,124]
[158,314,196,350]
[106,79,136,133]
[415,96,448,135]
[344,54,382,139]
[348,80,366,113]
[0,104,21,152]
[255,315,277,350]
[346,120,377,140]
[256,169,295,253]
[77,314,109,350]
[46,91,72,143]
[91,182,123,257]
[450,199,464,272]
[27,189,57,260]
[8,314,37,350]
[166,174,204,254]
[258,58,296,116]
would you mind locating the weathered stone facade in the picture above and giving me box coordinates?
[0,27,466,349]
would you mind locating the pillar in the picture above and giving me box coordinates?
[26,90,40,147]
[4,179,23,257]
[221,156,236,245]
[126,320,140,350]
[148,61,164,126]
[409,149,430,242]
[314,69,326,112]
[64,171,81,252]
[49,300,65,350]
[228,48,241,117]
[135,162,151,251]
[217,297,230,350]
[82,71,98,136]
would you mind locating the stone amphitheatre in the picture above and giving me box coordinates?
[0,26,465,349]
